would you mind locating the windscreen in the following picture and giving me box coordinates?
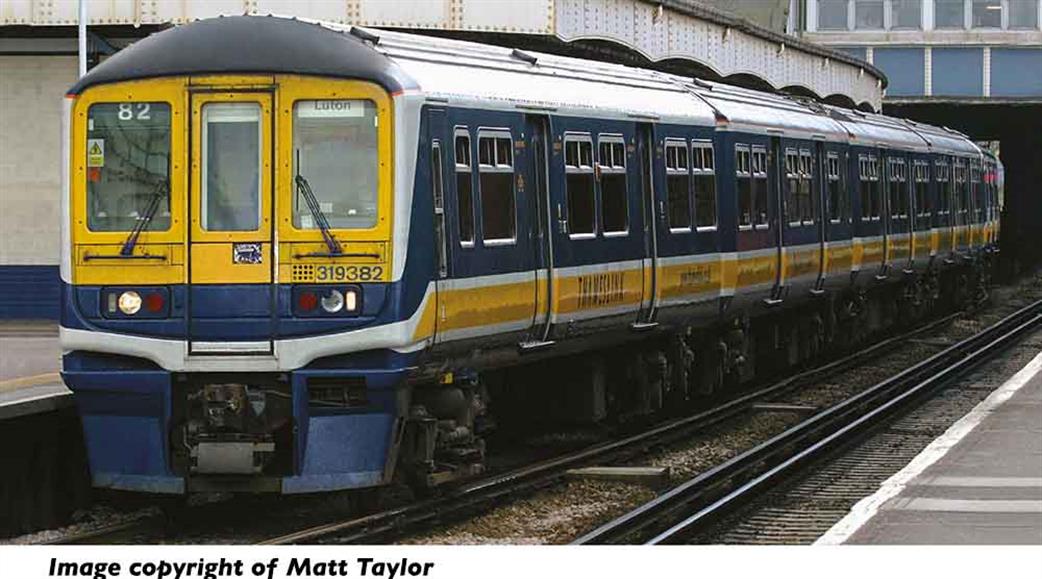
[85,103,171,231]
[292,99,379,230]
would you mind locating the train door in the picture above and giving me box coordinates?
[877,147,891,279]
[885,153,912,273]
[779,139,823,295]
[525,113,554,347]
[812,142,827,291]
[433,115,537,350]
[543,121,645,336]
[426,108,450,345]
[769,136,785,303]
[821,145,853,288]
[636,123,658,326]
[910,156,931,270]
[187,89,275,355]
[935,155,954,260]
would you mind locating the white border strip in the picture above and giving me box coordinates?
[815,350,1042,545]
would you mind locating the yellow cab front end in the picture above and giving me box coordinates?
[61,70,410,494]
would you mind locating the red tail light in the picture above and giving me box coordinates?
[298,291,318,312]
[145,292,165,313]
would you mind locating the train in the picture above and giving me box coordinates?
[59,15,999,495]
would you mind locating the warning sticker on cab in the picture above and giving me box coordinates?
[87,139,105,167]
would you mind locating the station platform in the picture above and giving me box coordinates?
[819,352,1042,545]
[0,322,70,420]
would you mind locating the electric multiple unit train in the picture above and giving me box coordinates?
[59,16,1000,494]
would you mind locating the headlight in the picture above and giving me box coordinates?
[321,289,344,313]
[118,291,142,315]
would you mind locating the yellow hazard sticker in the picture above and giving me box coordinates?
[87,139,104,167]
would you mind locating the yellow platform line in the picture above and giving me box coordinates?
[0,372,62,393]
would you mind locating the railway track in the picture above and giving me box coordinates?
[257,309,971,545]
[572,298,1042,545]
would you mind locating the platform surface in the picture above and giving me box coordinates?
[831,354,1042,545]
[0,322,70,419]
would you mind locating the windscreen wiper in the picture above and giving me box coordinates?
[119,181,168,257]
[295,167,343,256]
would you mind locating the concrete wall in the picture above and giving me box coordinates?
[0,56,75,318]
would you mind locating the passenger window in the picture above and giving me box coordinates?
[785,149,800,225]
[598,136,628,235]
[477,131,516,243]
[665,139,691,230]
[786,149,815,225]
[935,160,950,218]
[454,130,475,245]
[736,145,753,228]
[914,161,930,219]
[565,135,596,236]
[859,154,880,221]
[692,142,716,228]
[887,157,908,219]
[970,163,982,222]
[752,147,769,228]
[826,153,845,223]
[954,160,968,225]
[799,150,815,224]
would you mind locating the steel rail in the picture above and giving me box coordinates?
[42,517,162,545]
[259,310,965,545]
[573,299,1042,545]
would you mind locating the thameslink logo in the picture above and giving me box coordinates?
[577,271,625,308]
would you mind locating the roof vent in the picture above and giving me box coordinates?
[691,77,713,90]
[511,49,538,66]
[350,27,380,45]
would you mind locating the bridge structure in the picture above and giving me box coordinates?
[0,0,886,319]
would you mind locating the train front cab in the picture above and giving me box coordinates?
[61,75,406,494]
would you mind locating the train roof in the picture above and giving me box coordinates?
[67,15,981,158]
[67,16,413,95]
[355,25,717,125]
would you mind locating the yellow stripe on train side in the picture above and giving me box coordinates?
[913,230,931,258]
[658,259,722,302]
[889,234,910,263]
[826,243,853,276]
[437,279,538,332]
[736,253,776,289]
[555,267,644,315]
[783,246,820,282]
[857,238,885,270]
